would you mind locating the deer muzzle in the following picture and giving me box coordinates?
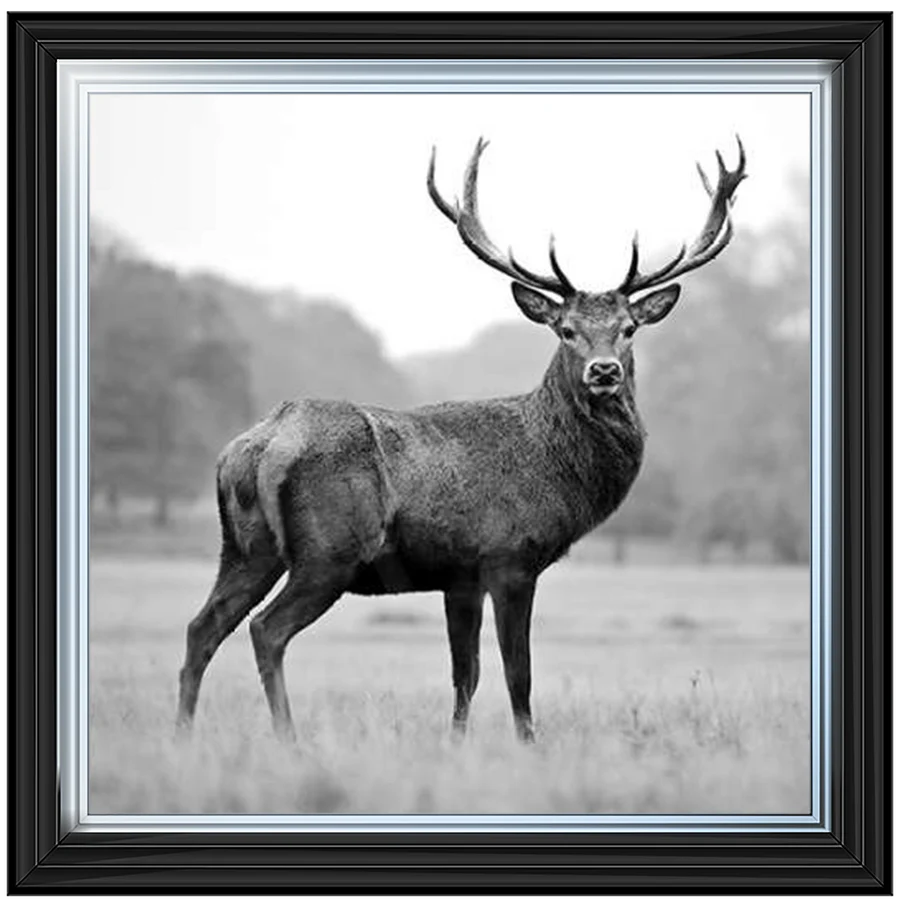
[584,358,624,394]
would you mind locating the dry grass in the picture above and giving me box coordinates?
[89,558,810,816]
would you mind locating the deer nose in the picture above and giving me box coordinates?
[584,358,623,386]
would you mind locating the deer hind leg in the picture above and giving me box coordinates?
[489,574,537,743]
[176,550,285,732]
[443,587,485,738]
[250,433,391,741]
[248,567,347,742]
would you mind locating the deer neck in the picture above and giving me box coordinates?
[527,345,646,525]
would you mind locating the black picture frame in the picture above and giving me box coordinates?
[9,13,890,893]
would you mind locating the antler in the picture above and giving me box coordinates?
[428,137,576,299]
[618,136,748,296]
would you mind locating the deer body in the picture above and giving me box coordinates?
[176,137,745,742]
[221,347,644,598]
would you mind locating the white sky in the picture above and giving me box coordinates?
[90,92,809,357]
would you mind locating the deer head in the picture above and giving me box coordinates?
[428,137,747,398]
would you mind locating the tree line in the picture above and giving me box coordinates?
[604,201,810,563]
[89,225,410,526]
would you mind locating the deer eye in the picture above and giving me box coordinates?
[621,322,636,339]
[559,325,576,341]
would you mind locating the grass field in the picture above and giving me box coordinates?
[89,556,810,816]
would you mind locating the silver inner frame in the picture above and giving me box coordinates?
[57,58,836,834]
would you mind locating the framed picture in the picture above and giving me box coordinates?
[10,13,890,893]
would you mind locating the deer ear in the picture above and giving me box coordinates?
[630,284,681,326]
[511,282,560,325]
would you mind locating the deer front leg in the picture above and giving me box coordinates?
[443,587,485,738]
[489,574,536,743]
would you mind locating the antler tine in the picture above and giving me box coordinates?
[665,216,735,281]
[686,136,746,259]
[511,234,576,295]
[548,235,576,295]
[621,233,640,288]
[619,136,747,296]
[618,237,688,295]
[715,149,727,178]
[427,139,576,299]
[427,146,458,224]
[696,163,714,198]
[735,133,747,171]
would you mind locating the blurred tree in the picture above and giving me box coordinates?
[190,277,413,415]
[603,461,679,564]
[637,169,810,563]
[402,320,556,404]
[91,223,414,528]
[91,232,253,526]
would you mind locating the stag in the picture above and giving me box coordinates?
[176,138,747,743]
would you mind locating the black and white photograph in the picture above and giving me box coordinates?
[10,13,891,894]
[86,89,814,818]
